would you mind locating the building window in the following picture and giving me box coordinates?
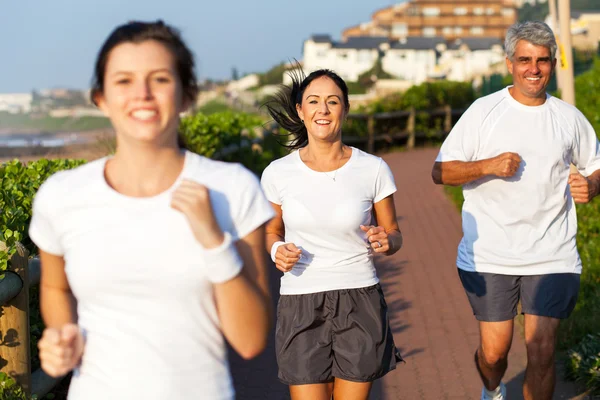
[442,27,453,35]
[470,26,484,35]
[454,27,463,35]
[392,23,408,36]
[338,52,348,59]
[316,50,327,58]
[473,7,484,15]
[423,7,440,16]
[502,8,515,16]
[423,27,436,37]
[486,8,495,15]
[454,7,468,16]
[407,6,420,16]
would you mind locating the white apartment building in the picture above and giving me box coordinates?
[296,34,506,86]
[0,93,33,114]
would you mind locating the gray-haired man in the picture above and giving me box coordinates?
[432,21,600,400]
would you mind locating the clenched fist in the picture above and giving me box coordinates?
[38,324,84,378]
[171,179,224,249]
[486,152,522,178]
[274,243,302,273]
[569,172,595,204]
[361,225,390,253]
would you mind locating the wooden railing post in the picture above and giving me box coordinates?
[367,115,375,154]
[443,104,452,134]
[0,241,31,396]
[407,107,416,150]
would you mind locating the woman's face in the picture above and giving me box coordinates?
[94,40,187,147]
[296,76,347,142]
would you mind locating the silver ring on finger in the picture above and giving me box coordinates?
[376,241,382,248]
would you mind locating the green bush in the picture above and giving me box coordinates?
[565,333,600,394]
[179,111,287,173]
[0,373,28,400]
[575,58,600,135]
[0,159,86,276]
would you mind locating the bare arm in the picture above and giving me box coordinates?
[372,194,402,256]
[39,250,77,328]
[214,225,272,360]
[264,202,301,273]
[431,152,522,186]
[265,202,285,254]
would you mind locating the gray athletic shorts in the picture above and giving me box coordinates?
[275,284,403,385]
[458,268,580,322]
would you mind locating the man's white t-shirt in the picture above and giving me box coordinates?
[260,147,397,295]
[29,151,274,400]
[437,87,600,275]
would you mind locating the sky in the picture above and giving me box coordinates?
[0,0,400,93]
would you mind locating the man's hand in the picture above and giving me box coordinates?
[569,172,597,204]
[484,152,522,178]
[38,324,84,378]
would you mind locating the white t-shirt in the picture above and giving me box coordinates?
[260,147,397,295]
[29,151,274,400]
[437,87,600,275]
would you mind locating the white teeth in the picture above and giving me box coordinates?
[315,120,330,125]
[526,77,541,81]
[131,110,157,120]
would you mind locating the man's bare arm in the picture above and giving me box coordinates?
[432,152,522,186]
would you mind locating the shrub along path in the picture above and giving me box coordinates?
[228,147,587,399]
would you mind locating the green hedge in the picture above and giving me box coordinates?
[0,159,86,276]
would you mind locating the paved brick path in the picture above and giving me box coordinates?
[229,148,587,400]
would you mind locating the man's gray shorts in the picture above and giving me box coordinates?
[457,269,580,322]
[275,284,402,385]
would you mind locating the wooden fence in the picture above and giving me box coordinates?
[344,105,465,154]
[0,242,60,399]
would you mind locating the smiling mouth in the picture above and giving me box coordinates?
[525,77,542,82]
[130,109,158,121]
[315,120,331,125]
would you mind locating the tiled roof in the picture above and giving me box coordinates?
[449,37,503,51]
[390,36,446,50]
[333,36,389,49]
[310,34,332,43]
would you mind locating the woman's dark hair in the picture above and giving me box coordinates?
[264,67,350,150]
[90,20,198,106]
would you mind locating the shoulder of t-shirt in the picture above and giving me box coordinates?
[352,147,384,167]
[184,151,259,189]
[547,95,589,130]
[37,158,106,200]
[260,151,297,179]
[467,88,508,117]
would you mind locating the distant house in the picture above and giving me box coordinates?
[226,74,260,93]
[302,34,389,82]
[568,11,600,50]
[440,37,506,81]
[0,93,33,114]
[381,37,447,83]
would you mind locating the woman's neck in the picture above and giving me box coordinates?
[105,143,185,197]
[302,140,345,162]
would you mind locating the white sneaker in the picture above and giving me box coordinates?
[480,382,506,400]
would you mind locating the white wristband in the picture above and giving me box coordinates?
[203,232,243,284]
[270,241,288,263]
